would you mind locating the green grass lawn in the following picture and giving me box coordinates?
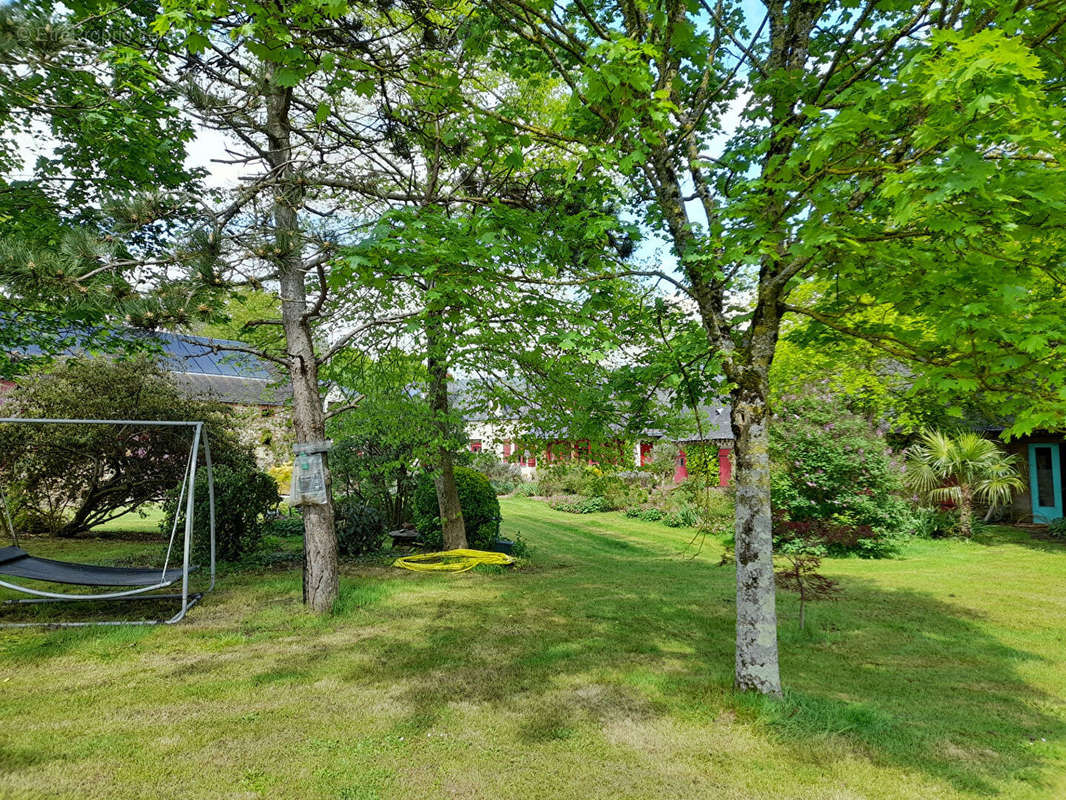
[1,497,1064,799]
[88,504,166,535]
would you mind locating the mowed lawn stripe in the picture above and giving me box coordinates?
[0,496,1063,799]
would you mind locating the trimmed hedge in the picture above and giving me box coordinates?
[412,466,501,550]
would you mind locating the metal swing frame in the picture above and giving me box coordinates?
[0,418,216,627]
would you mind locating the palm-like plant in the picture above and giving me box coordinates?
[903,431,1024,536]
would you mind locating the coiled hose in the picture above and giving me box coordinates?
[393,549,515,573]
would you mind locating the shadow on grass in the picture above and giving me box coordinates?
[970,525,1066,555]
[2,504,1061,796]
[346,554,1062,797]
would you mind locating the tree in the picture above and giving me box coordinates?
[4,0,644,605]
[480,1,1066,693]
[326,352,435,529]
[144,0,644,595]
[902,430,1024,537]
[336,201,638,549]
[0,356,248,535]
[0,2,208,377]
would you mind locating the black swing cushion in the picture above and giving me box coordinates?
[0,546,194,587]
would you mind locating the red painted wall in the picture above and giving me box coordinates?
[673,449,688,483]
[639,441,653,466]
[718,448,732,487]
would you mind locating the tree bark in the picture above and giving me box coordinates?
[731,385,783,696]
[265,72,338,612]
[426,305,467,550]
[958,484,974,537]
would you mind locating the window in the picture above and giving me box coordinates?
[470,440,482,453]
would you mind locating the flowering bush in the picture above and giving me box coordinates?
[770,395,907,556]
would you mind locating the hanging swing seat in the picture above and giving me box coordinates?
[0,417,217,625]
[0,546,195,587]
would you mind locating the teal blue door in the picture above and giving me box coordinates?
[1029,443,1063,523]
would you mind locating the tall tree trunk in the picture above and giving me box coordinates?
[426,306,467,550]
[427,352,467,550]
[265,73,338,612]
[731,385,783,696]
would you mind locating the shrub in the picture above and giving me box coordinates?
[412,466,501,550]
[509,532,532,558]
[616,470,656,489]
[645,440,682,487]
[162,460,279,564]
[326,384,435,530]
[470,451,523,484]
[0,356,248,536]
[673,482,735,534]
[624,507,666,522]
[773,512,897,559]
[263,514,304,538]
[771,394,906,556]
[490,479,516,495]
[536,463,588,496]
[552,495,611,514]
[902,430,1024,537]
[335,497,387,556]
[513,482,539,497]
[904,506,958,539]
[1047,517,1066,539]
[267,463,293,496]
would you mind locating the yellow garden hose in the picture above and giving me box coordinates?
[393,549,515,573]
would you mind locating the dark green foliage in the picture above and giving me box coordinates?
[162,460,279,564]
[905,507,959,539]
[662,503,702,528]
[326,355,438,530]
[508,531,532,559]
[263,514,305,539]
[412,466,501,550]
[625,507,665,522]
[0,356,248,535]
[771,395,906,557]
[330,435,418,531]
[1046,517,1066,539]
[334,498,387,556]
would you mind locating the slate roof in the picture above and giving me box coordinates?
[3,322,289,406]
[451,378,733,442]
[149,331,289,406]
